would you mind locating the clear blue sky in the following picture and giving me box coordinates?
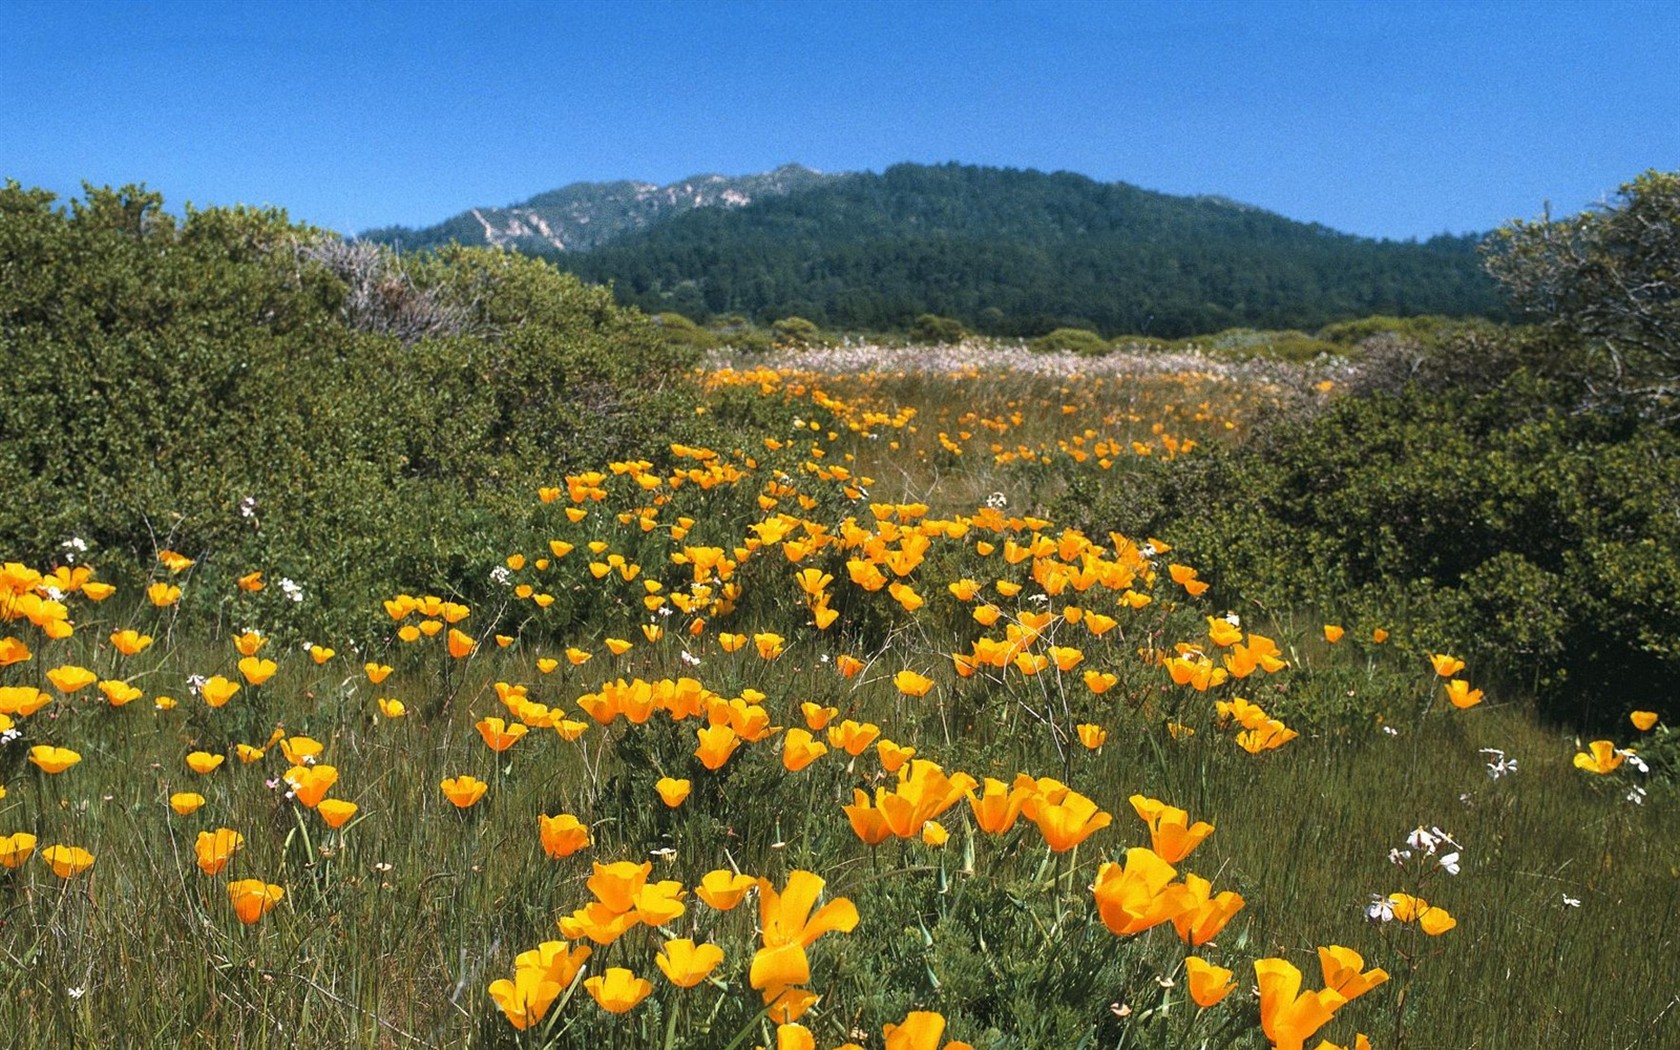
[4,0,1677,241]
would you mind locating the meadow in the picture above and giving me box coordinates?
[1,343,1675,1050]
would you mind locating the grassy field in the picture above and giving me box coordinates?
[1,345,1673,1049]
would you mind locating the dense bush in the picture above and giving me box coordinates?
[1483,169,1680,422]
[1027,327,1108,355]
[0,183,699,638]
[909,313,967,344]
[1059,349,1680,727]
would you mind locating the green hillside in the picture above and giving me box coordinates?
[554,162,1502,337]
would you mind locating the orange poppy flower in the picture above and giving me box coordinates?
[109,628,153,656]
[539,813,591,858]
[1185,956,1235,1007]
[0,832,38,869]
[285,764,339,808]
[238,657,277,686]
[201,675,240,708]
[29,745,82,774]
[584,967,653,1014]
[441,775,488,808]
[317,799,359,829]
[656,777,692,807]
[169,792,206,816]
[696,869,756,910]
[656,938,724,988]
[41,844,95,879]
[475,717,528,752]
[228,879,285,924]
[187,751,225,774]
[893,670,934,697]
[695,725,742,771]
[194,828,245,876]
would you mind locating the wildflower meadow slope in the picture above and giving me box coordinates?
[1,343,1675,1050]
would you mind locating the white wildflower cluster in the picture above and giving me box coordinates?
[985,491,1009,510]
[1365,894,1395,922]
[1388,824,1462,876]
[1480,747,1517,779]
[185,674,207,698]
[489,566,514,587]
[239,495,258,519]
[278,577,304,603]
[60,537,88,564]
[679,650,701,667]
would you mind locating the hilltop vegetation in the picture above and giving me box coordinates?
[369,162,1502,339]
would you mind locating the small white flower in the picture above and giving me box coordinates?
[1562,893,1581,908]
[489,566,513,586]
[1626,786,1648,806]
[1407,827,1441,854]
[1481,748,1518,779]
[1382,725,1400,737]
[1222,611,1241,626]
[679,650,701,667]
[43,586,65,602]
[278,577,304,603]
[1366,894,1395,922]
[186,674,207,697]
[1622,751,1649,774]
[1388,847,1411,866]
[239,496,258,519]
[1437,851,1461,875]
[67,986,86,1000]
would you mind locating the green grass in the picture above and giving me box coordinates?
[1,353,1674,1049]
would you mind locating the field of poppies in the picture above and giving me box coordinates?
[1,343,1675,1050]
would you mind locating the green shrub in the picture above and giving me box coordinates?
[1058,366,1680,728]
[0,183,699,638]
[1027,327,1108,355]
[650,310,717,349]
[771,315,825,349]
[909,313,967,345]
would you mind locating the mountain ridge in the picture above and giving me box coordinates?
[363,161,1501,337]
[362,163,834,253]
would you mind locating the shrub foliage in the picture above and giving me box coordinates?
[0,183,698,636]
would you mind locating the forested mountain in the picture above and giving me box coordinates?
[362,164,834,253]
[367,162,1501,337]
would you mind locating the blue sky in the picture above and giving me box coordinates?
[4,0,1676,241]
